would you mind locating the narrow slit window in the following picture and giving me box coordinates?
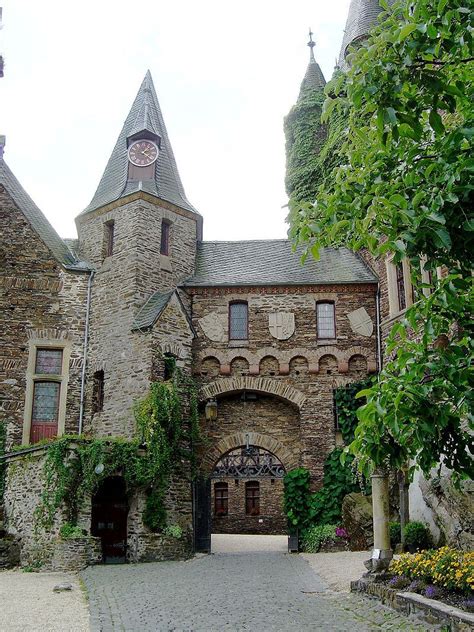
[160,220,170,256]
[245,481,260,516]
[229,302,248,340]
[104,220,115,258]
[396,264,406,311]
[214,482,228,516]
[316,302,336,339]
[92,370,104,414]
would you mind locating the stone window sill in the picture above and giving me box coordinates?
[316,338,337,346]
[160,254,172,272]
[228,340,249,348]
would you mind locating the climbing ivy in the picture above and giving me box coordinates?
[334,378,372,444]
[35,369,201,533]
[0,420,6,503]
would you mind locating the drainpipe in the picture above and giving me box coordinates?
[78,270,95,435]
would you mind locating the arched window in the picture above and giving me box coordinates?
[316,302,336,339]
[245,481,260,516]
[214,482,228,516]
[229,301,248,340]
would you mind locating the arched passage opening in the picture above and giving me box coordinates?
[91,476,129,563]
[211,444,287,536]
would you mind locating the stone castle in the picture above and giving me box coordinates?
[2,0,443,568]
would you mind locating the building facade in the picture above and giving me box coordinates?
[0,3,394,568]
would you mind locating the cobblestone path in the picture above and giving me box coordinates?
[82,551,437,631]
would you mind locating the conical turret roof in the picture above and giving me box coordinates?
[298,31,326,98]
[81,71,198,216]
[339,0,396,65]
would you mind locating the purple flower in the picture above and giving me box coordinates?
[335,527,348,539]
[424,585,441,600]
[461,599,474,613]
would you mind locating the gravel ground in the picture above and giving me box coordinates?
[0,569,89,632]
[302,550,371,592]
[212,533,288,553]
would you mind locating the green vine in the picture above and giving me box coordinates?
[334,378,373,444]
[0,420,6,503]
[35,369,201,534]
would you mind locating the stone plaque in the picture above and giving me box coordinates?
[268,312,295,340]
[198,312,227,343]
[347,307,373,337]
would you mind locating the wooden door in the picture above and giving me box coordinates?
[91,477,128,563]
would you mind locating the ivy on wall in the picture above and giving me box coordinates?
[35,369,200,534]
[0,421,6,503]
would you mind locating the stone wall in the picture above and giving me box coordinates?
[77,198,198,438]
[191,285,377,487]
[211,477,286,535]
[0,188,88,448]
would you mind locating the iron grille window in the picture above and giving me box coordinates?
[92,370,105,413]
[229,302,248,340]
[316,302,336,339]
[396,264,406,311]
[104,220,115,258]
[245,481,260,516]
[160,220,170,256]
[214,482,228,516]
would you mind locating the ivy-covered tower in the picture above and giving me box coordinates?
[284,31,326,203]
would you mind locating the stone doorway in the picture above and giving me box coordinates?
[91,476,128,563]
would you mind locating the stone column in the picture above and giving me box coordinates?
[398,468,410,549]
[370,468,392,572]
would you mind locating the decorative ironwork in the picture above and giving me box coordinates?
[212,445,285,479]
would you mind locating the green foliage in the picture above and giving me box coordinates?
[163,524,183,539]
[389,521,402,548]
[301,524,337,553]
[283,468,311,531]
[35,371,201,534]
[334,379,372,443]
[59,523,85,539]
[308,448,363,526]
[0,420,6,502]
[404,521,432,550]
[288,0,474,481]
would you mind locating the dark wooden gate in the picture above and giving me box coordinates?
[193,476,211,553]
[91,476,128,563]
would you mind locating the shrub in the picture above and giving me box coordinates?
[424,585,442,600]
[403,521,432,550]
[389,521,401,549]
[391,547,474,594]
[162,524,182,539]
[389,575,411,589]
[301,524,337,553]
[284,468,311,532]
[59,523,85,539]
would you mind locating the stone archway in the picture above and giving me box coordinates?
[200,376,306,408]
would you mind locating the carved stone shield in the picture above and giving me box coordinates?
[347,307,373,337]
[198,312,228,343]
[269,312,295,340]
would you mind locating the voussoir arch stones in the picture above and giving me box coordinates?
[200,376,306,409]
[201,431,298,474]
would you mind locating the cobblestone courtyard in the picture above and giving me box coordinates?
[81,536,436,631]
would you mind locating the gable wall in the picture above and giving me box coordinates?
[0,186,88,447]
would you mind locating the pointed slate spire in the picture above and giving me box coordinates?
[339,0,395,66]
[298,29,326,98]
[82,71,198,216]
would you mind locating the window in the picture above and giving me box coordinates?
[396,264,406,311]
[30,348,63,443]
[229,302,248,340]
[104,220,114,258]
[316,302,336,339]
[214,482,228,516]
[245,481,260,516]
[92,370,104,414]
[160,220,170,256]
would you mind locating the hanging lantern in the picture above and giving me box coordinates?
[205,398,218,422]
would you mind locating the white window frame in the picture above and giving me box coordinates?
[386,256,414,318]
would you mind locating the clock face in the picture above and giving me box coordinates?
[128,140,159,167]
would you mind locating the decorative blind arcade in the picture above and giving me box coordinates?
[212,446,285,479]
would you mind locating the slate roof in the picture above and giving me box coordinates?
[339,0,396,64]
[81,71,198,216]
[299,58,326,97]
[133,290,174,330]
[182,240,377,287]
[0,159,88,270]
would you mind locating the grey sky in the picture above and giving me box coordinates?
[1,0,350,241]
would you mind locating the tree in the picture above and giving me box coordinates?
[288,0,474,481]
